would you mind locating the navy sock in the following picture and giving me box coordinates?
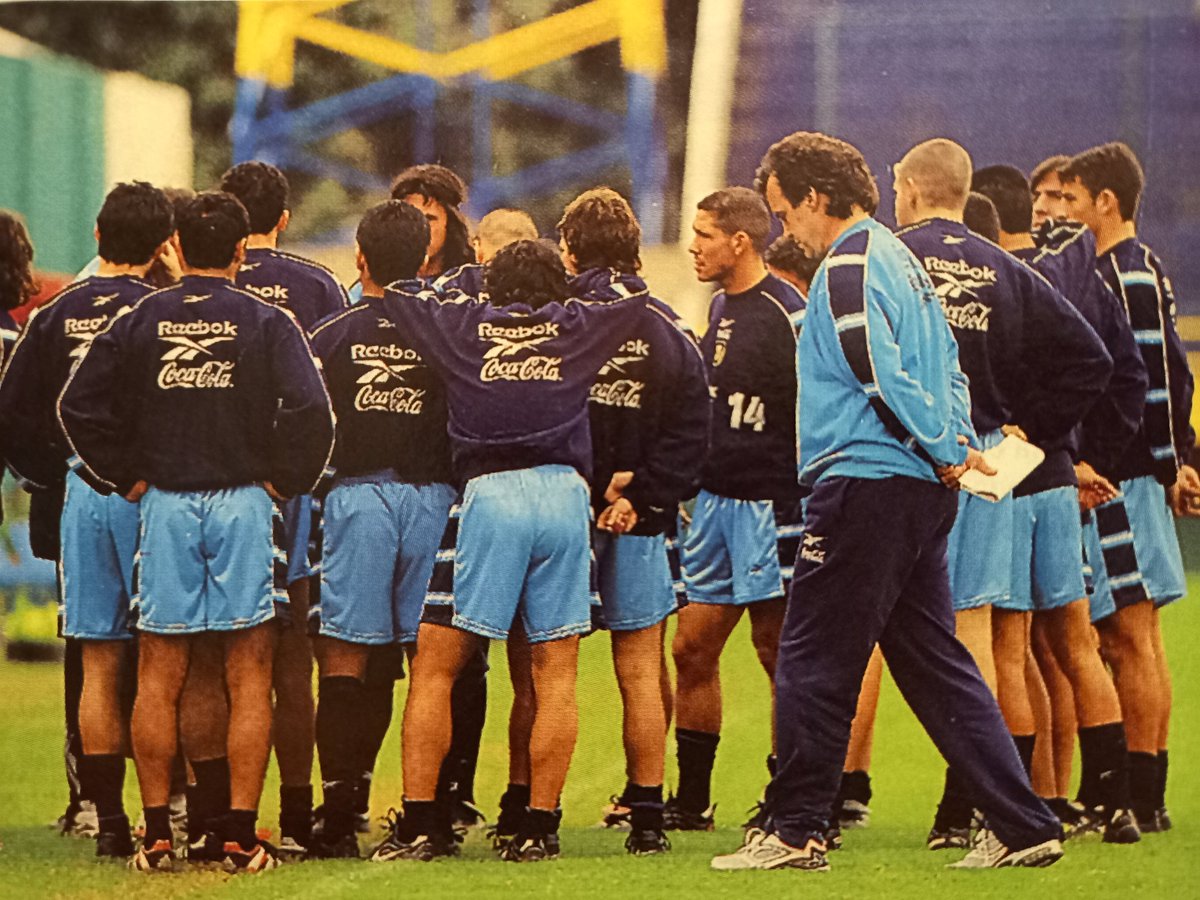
[143,805,172,845]
[1078,723,1130,811]
[80,753,125,820]
[626,783,664,832]
[676,728,719,813]
[1011,733,1036,780]
[1157,750,1169,809]
[223,808,258,850]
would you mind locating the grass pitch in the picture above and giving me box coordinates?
[2,522,1198,899]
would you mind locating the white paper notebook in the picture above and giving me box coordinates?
[957,435,1046,502]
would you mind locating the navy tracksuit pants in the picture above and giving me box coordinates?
[766,475,1061,850]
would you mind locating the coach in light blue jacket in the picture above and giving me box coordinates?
[709,132,1064,874]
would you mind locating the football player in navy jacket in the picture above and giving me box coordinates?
[59,192,334,873]
[1063,142,1198,831]
[220,160,349,857]
[671,187,805,831]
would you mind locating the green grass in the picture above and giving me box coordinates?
[3,522,1200,898]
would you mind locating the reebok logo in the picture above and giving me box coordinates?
[64,316,108,335]
[598,338,650,377]
[352,351,425,414]
[477,320,562,382]
[157,321,236,390]
[245,283,289,301]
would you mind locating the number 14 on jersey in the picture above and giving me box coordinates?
[728,392,766,431]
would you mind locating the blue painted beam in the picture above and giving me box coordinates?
[480,140,627,205]
[483,81,623,133]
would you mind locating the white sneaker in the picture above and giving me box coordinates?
[66,800,99,838]
[711,831,830,872]
[949,827,1064,869]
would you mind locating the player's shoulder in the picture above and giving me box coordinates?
[310,303,372,341]
[266,248,342,282]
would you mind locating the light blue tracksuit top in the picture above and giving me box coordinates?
[798,217,974,490]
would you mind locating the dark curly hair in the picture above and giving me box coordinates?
[963,192,1001,243]
[764,235,820,287]
[557,187,641,273]
[357,200,430,287]
[972,165,1032,234]
[1061,142,1144,221]
[0,211,36,311]
[176,191,251,270]
[96,181,174,266]
[485,239,568,309]
[756,131,879,218]
[390,164,474,275]
[1030,154,1070,191]
[220,161,289,235]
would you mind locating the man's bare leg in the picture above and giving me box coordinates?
[670,603,744,819]
[748,598,786,751]
[78,641,133,847]
[1032,616,1075,799]
[992,609,1037,778]
[528,635,581,814]
[179,633,230,852]
[312,635,370,850]
[221,623,278,852]
[131,634,191,848]
[1048,598,1135,831]
[273,577,316,849]
[838,646,882,827]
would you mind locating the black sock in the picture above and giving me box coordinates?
[501,783,532,812]
[1078,723,1130,811]
[317,676,365,784]
[356,649,397,807]
[79,753,125,820]
[840,770,872,805]
[223,808,258,850]
[1157,750,1169,809]
[626,783,664,832]
[143,805,172,845]
[402,799,438,838]
[319,779,358,840]
[190,756,230,840]
[280,784,313,843]
[766,754,778,778]
[354,771,371,818]
[934,766,974,829]
[438,650,488,805]
[1128,751,1159,815]
[1011,733,1036,780]
[524,806,560,836]
[676,728,719,813]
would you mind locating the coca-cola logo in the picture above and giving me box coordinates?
[480,355,562,382]
[589,379,644,408]
[157,360,235,390]
[941,300,991,332]
[354,384,425,413]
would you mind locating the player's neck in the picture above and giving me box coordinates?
[999,231,1035,252]
[245,232,278,250]
[1094,219,1136,256]
[181,264,238,282]
[359,272,385,299]
[915,206,963,224]
[96,259,152,279]
[720,257,768,295]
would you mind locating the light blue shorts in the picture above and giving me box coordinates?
[315,476,455,644]
[1085,475,1186,622]
[422,465,593,643]
[998,486,1086,613]
[279,493,318,585]
[59,470,139,640]
[592,529,686,631]
[682,489,801,606]
[135,485,283,634]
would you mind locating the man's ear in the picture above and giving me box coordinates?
[1097,188,1120,218]
[275,209,291,235]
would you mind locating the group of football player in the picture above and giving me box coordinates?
[0,128,1191,876]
